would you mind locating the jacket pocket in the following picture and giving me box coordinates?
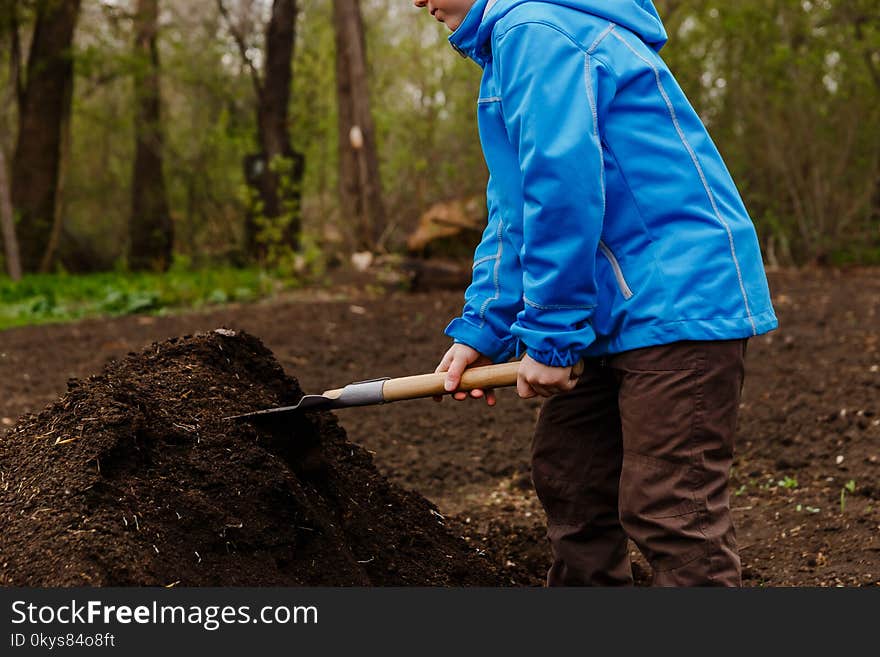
[598,241,634,300]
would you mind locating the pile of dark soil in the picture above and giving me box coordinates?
[0,329,504,586]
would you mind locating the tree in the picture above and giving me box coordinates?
[657,0,880,264]
[334,0,385,252]
[129,0,173,271]
[0,147,21,280]
[218,0,304,259]
[10,0,81,272]
[0,2,22,280]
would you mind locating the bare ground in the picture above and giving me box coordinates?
[1,267,877,586]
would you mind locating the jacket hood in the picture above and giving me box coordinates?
[449,0,668,63]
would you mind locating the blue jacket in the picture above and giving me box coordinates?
[444,0,778,367]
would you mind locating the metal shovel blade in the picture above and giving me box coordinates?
[226,394,341,421]
[225,377,390,428]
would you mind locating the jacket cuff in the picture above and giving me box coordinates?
[515,341,584,368]
[444,317,516,363]
[511,319,596,367]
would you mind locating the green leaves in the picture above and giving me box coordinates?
[3,0,876,270]
[777,476,799,489]
[660,0,880,264]
[0,268,285,329]
[840,479,857,513]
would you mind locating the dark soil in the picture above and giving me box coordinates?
[0,329,503,586]
[1,267,878,586]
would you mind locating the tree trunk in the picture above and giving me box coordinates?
[10,0,81,273]
[39,43,74,274]
[333,0,386,252]
[129,0,173,271]
[0,147,22,280]
[246,0,304,257]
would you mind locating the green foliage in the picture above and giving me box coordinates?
[658,0,880,264]
[0,267,286,330]
[777,476,798,489]
[289,0,487,249]
[828,243,880,267]
[2,0,877,272]
[840,479,856,513]
[251,153,307,275]
[290,0,338,233]
[365,0,486,244]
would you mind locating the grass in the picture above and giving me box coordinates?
[0,267,292,331]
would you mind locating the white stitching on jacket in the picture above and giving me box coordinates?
[598,240,634,300]
[588,23,616,54]
[472,254,497,269]
[584,52,606,221]
[524,296,596,311]
[478,218,504,327]
[609,28,756,334]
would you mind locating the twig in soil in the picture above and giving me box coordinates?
[33,427,58,441]
[195,551,201,563]
[356,557,375,564]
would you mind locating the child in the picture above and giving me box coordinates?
[415,0,778,585]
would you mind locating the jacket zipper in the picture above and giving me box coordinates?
[598,241,634,300]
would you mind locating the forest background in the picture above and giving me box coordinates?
[0,0,878,327]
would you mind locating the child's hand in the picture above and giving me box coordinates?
[433,343,496,406]
[517,353,578,399]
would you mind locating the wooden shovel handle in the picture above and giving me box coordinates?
[381,359,584,403]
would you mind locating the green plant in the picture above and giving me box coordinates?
[777,476,798,489]
[0,268,287,330]
[840,480,856,513]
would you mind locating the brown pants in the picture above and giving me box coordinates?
[531,339,748,587]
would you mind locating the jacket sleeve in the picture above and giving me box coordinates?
[444,175,523,363]
[493,23,608,367]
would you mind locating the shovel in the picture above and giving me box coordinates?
[226,359,584,425]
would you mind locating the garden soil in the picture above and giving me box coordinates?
[0,330,503,586]
[1,268,878,586]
